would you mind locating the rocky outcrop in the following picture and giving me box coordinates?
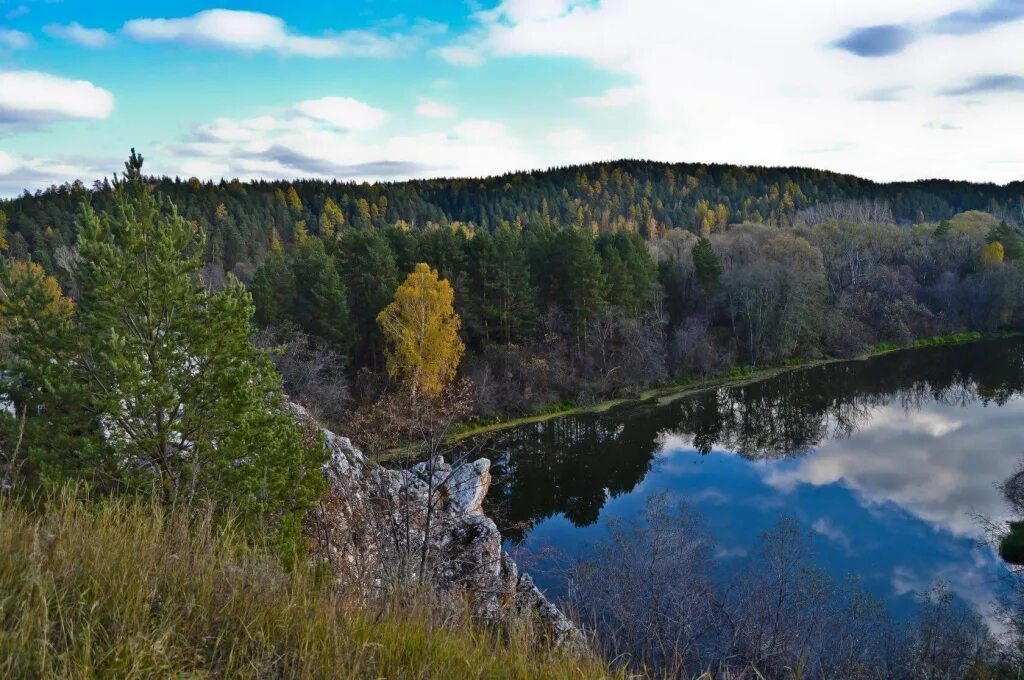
[302,420,583,649]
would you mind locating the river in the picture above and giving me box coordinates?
[466,338,1024,624]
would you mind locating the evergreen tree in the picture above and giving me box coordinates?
[555,228,607,346]
[250,245,296,327]
[2,151,326,544]
[692,237,723,290]
[336,227,400,369]
[598,232,656,316]
[291,238,351,354]
[471,226,536,345]
[0,260,86,481]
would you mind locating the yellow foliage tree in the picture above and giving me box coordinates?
[1,260,74,319]
[377,263,464,400]
[318,198,345,238]
[285,185,303,214]
[0,209,8,252]
[981,241,1005,267]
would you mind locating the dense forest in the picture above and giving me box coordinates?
[4,158,1024,424]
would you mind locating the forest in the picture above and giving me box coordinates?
[3,158,1024,426]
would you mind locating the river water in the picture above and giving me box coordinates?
[468,339,1024,623]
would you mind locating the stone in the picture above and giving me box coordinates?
[300,409,584,649]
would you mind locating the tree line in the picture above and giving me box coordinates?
[4,158,1024,423]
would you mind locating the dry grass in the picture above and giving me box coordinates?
[0,489,614,679]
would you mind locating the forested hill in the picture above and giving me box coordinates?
[3,159,1023,273]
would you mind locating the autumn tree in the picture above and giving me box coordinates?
[318,197,345,238]
[0,209,8,252]
[981,241,1005,268]
[377,263,464,400]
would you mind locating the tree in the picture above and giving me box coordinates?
[0,209,8,252]
[468,227,535,345]
[4,151,326,545]
[290,238,351,354]
[990,221,1024,261]
[377,263,464,400]
[554,228,607,349]
[318,197,345,238]
[250,246,296,327]
[692,236,722,290]
[0,260,83,482]
[598,232,656,317]
[336,227,400,369]
[285,185,304,214]
[981,241,1005,268]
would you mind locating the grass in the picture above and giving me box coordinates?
[869,331,984,356]
[0,489,615,679]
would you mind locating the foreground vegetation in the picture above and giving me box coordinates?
[0,490,610,680]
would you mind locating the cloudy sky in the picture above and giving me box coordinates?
[1,0,1023,195]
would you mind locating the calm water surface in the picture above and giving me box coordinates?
[469,339,1024,622]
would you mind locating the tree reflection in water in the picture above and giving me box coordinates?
[467,339,1024,543]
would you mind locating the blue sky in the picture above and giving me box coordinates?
[1,0,1023,195]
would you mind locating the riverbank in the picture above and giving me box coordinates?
[447,331,991,444]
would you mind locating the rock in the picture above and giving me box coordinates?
[301,411,584,649]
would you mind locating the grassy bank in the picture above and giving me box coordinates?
[0,490,614,680]
[449,331,999,443]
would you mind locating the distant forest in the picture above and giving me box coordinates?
[4,159,1024,421]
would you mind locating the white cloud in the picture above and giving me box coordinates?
[573,85,642,109]
[164,103,537,184]
[455,119,508,141]
[293,97,390,131]
[811,517,853,552]
[44,22,113,48]
[123,9,407,58]
[0,27,31,49]
[0,150,107,194]
[441,0,1024,182]
[760,399,1024,538]
[435,44,484,66]
[546,127,588,146]
[415,98,457,119]
[0,70,114,124]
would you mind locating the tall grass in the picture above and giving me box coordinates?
[0,489,613,679]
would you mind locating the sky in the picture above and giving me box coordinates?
[1,0,1024,195]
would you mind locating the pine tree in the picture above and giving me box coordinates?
[6,151,326,545]
[337,227,400,369]
[250,247,296,327]
[556,228,607,347]
[291,238,351,354]
[491,226,536,344]
[0,260,85,481]
[692,237,723,290]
